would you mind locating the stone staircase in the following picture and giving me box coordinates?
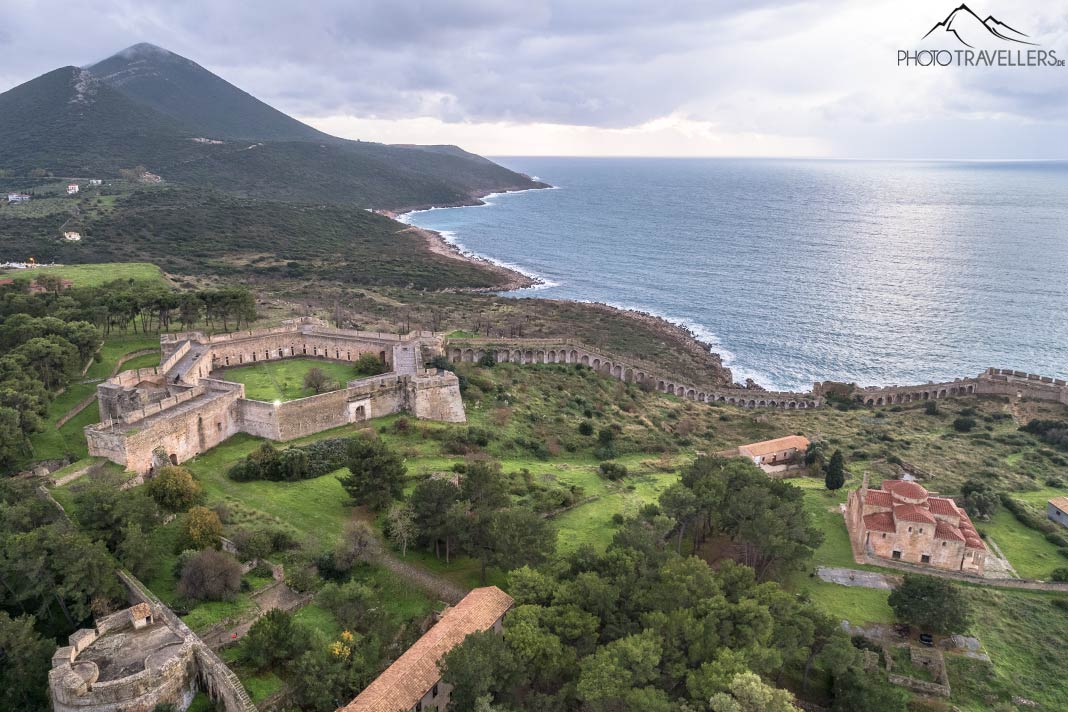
[392,343,419,375]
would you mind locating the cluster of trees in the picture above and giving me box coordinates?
[0,313,100,468]
[336,435,557,583]
[0,277,255,337]
[657,456,823,580]
[229,438,349,482]
[0,477,125,710]
[438,517,905,711]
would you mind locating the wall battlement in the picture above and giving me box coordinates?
[86,319,464,474]
[446,338,1068,412]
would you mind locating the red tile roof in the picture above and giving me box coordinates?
[1050,496,1068,515]
[339,587,513,712]
[934,521,965,542]
[737,435,810,458]
[893,503,936,525]
[864,511,897,533]
[864,490,893,508]
[882,479,929,501]
[964,536,985,550]
[927,497,960,517]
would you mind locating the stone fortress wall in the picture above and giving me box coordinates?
[446,338,1068,411]
[86,318,465,473]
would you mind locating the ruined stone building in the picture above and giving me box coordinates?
[846,477,987,575]
[338,586,514,712]
[86,318,465,474]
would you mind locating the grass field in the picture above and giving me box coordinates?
[217,358,360,402]
[1,261,166,287]
[977,508,1066,580]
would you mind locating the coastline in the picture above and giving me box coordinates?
[388,184,557,293]
[391,183,764,388]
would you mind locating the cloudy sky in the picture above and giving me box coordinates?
[2,0,1067,157]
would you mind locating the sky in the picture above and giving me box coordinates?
[2,0,1067,158]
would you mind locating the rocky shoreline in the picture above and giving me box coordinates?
[397,223,539,292]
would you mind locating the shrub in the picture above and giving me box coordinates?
[599,462,629,480]
[146,466,204,512]
[477,352,497,368]
[1051,568,1068,582]
[924,401,939,416]
[243,609,311,671]
[952,417,976,433]
[303,366,334,394]
[177,549,242,602]
[578,420,594,436]
[232,528,274,561]
[354,352,388,377]
[176,506,222,552]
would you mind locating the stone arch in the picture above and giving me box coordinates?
[758,400,767,407]
[462,349,474,362]
[747,400,756,408]
[592,358,601,370]
[581,354,590,366]
[875,397,883,406]
[866,398,874,406]
[169,453,178,465]
[698,392,706,402]
[547,350,557,363]
[625,368,634,382]
[728,397,737,405]
[769,400,777,407]
[717,395,726,402]
[524,350,534,364]
[966,384,974,394]
[536,350,545,363]
[613,364,624,379]
[512,350,522,363]
[788,401,796,408]
[687,389,696,399]
[569,350,579,363]
[938,389,947,398]
[658,380,666,391]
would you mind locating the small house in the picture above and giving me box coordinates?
[7,193,31,203]
[1048,497,1068,529]
[67,184,79,195]
[140,172,162,183]
[63,231,82,241]
[736,435,810,467]
[89,179,103,186]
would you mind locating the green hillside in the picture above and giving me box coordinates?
[0,186,512,290]
[0,46,546,212]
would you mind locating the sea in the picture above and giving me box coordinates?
[398,158,1068,392]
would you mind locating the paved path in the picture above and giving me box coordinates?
[818,566,899,590]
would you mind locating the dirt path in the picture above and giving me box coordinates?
[375,549,468,605]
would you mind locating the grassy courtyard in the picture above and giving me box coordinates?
[216,358,361,402]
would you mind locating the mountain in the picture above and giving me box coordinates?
[0,66,198,175]
[0,45,547,210]
[87,43,332,142]
[922,4,1036,48]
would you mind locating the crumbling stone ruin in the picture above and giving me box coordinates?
[86,317,465,473]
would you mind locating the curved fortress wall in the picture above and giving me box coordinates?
[447,339,1068,412]
[87,319,465,474]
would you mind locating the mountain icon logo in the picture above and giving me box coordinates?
[922,4,1037,48]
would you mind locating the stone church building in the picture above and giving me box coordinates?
[846,476,987,575]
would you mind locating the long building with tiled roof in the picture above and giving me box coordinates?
[338,586,513,712]
[846,476,987,575]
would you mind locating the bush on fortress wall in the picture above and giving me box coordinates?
[227,438,349,482]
